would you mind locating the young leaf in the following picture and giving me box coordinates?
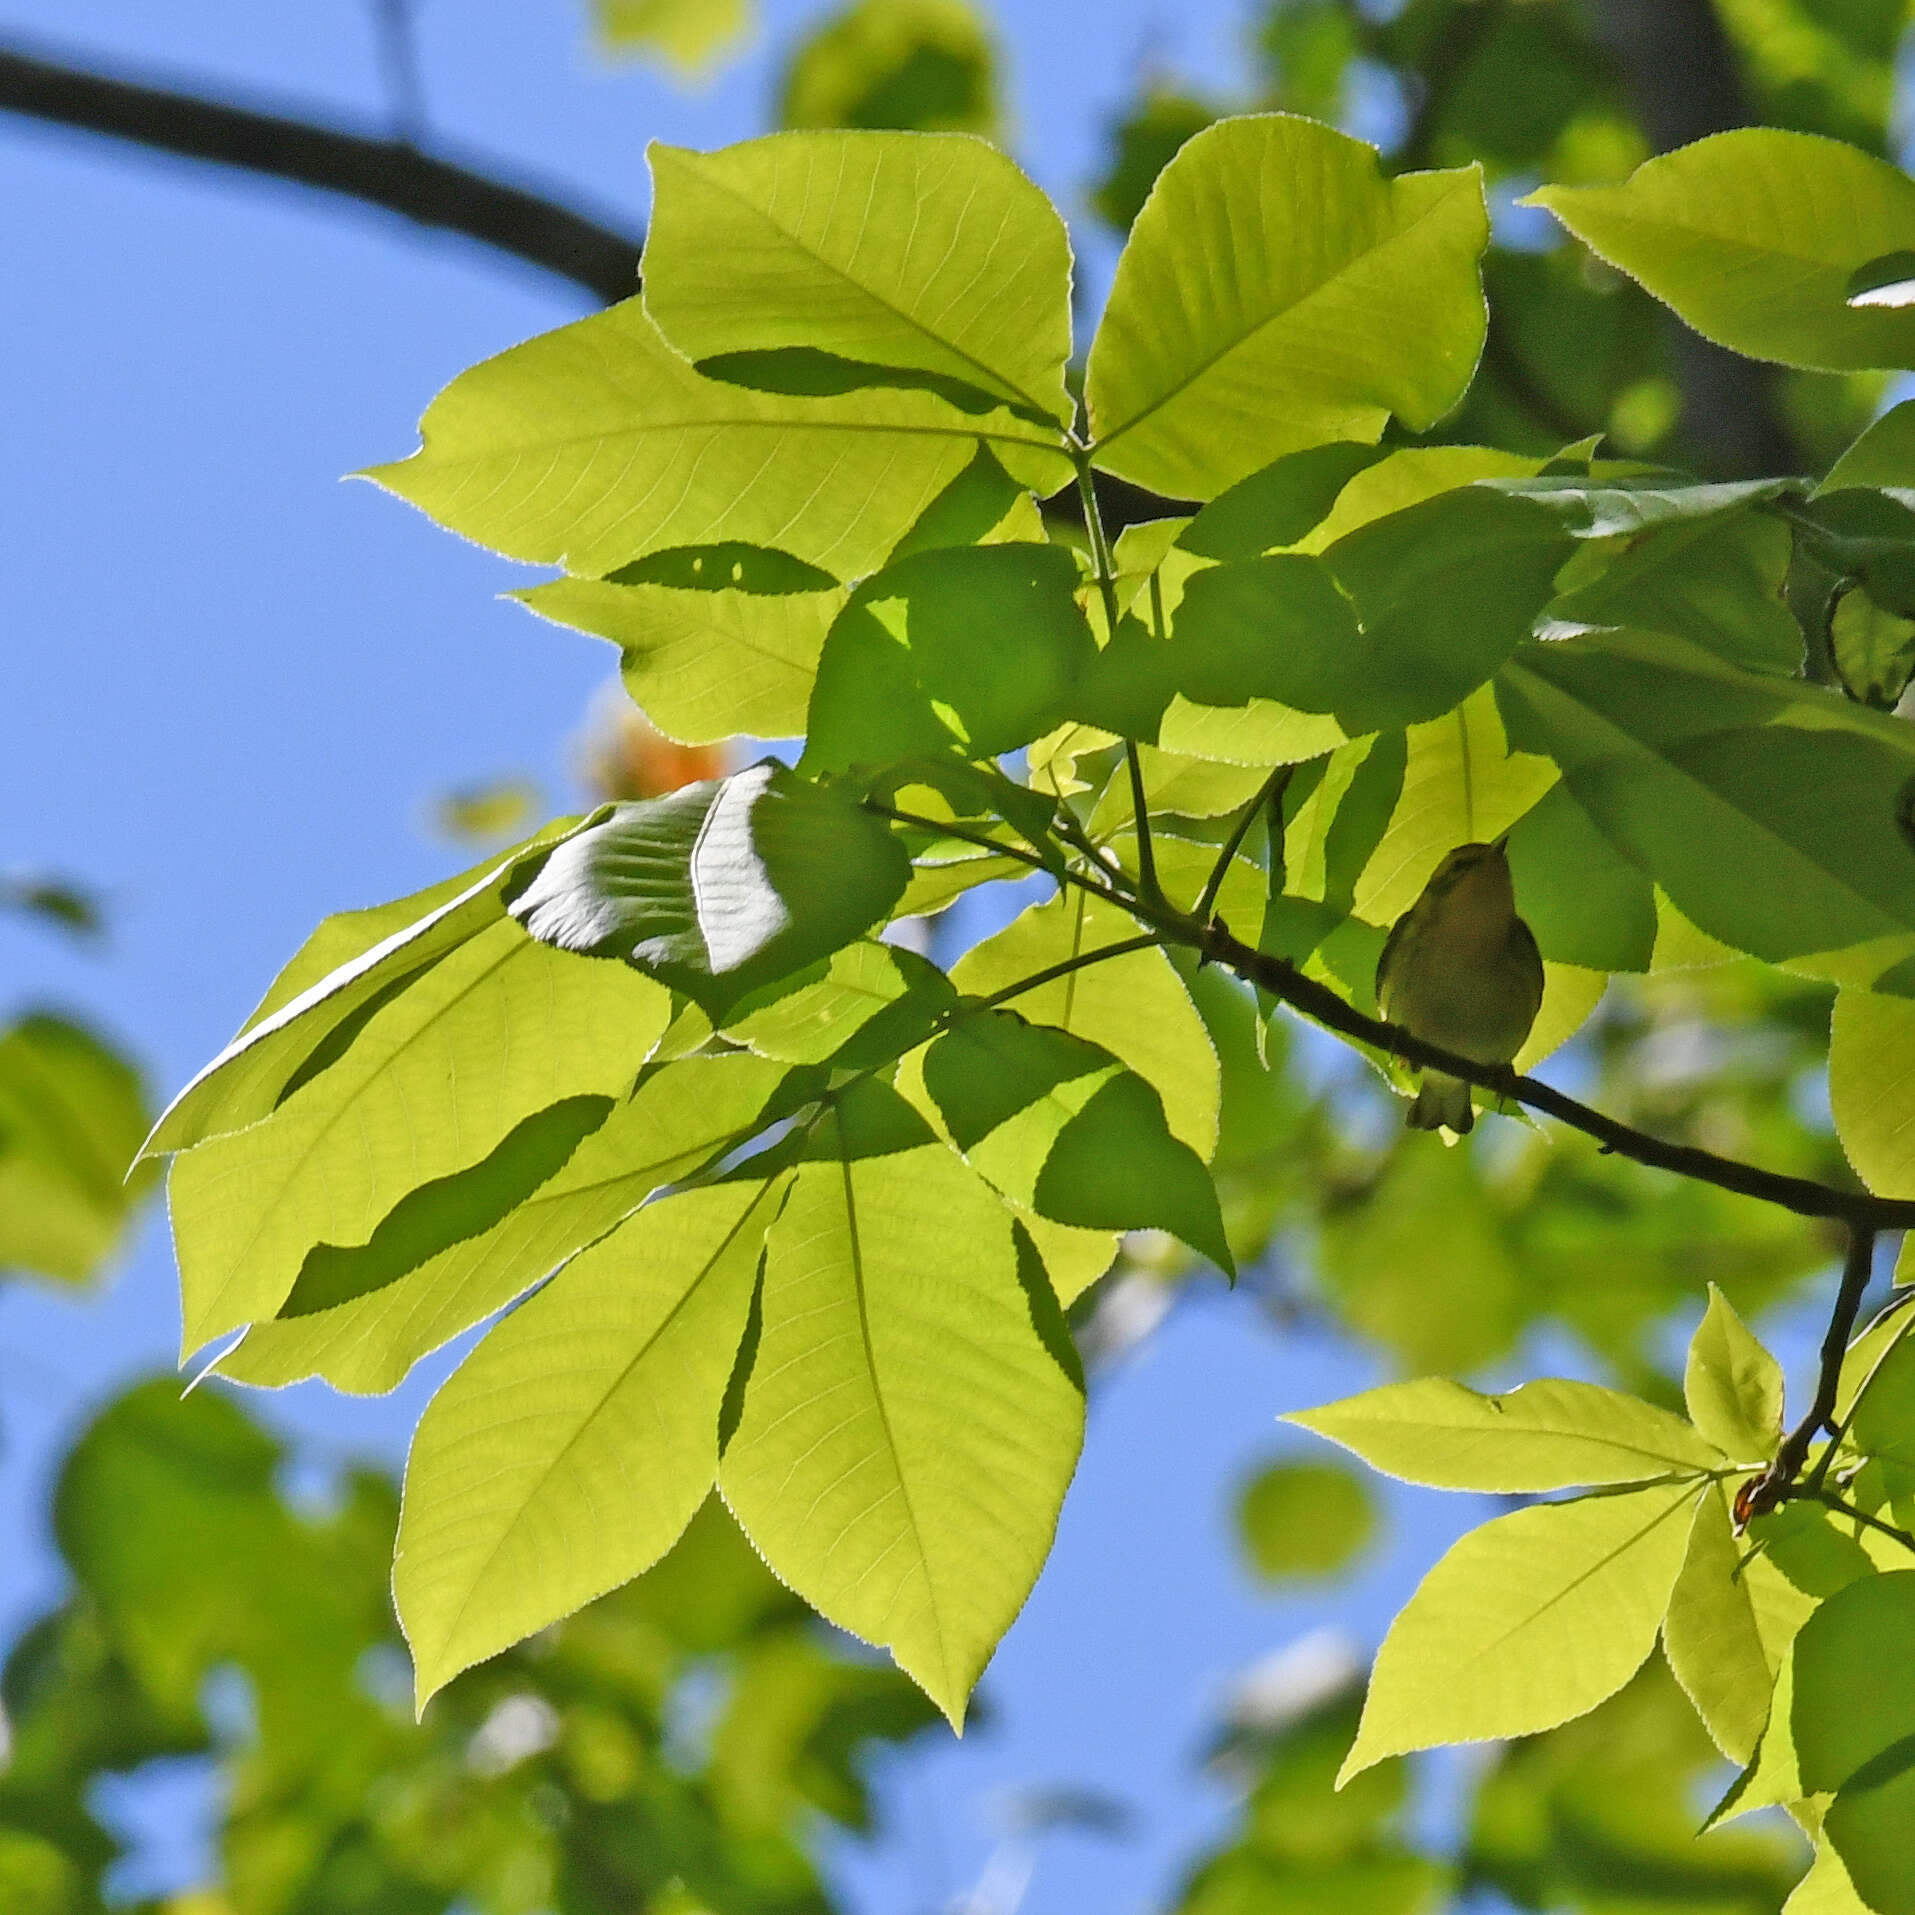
[947,891,1220,1155]
[1530,130,1915,373]
[1850,1323,1915,1471]
[509,761,910,1012]
[920,1009,1233,1271]
[148,817,592,1156]
[517,577,845,744]
[723,941,954,1065]
[1793,1571,1915,1913]
[1286,1375,1723,1491]
[1684,1285,1786,1462]
[1664,1482,1808,1765]
[395,1176,786,1705]
[643,132,1073,426]
[1086,115,1488,500]
[1497,626,1915,963]
[1339,1481,1701,1782]
[170,927,671,1351]
[1830,988,1915,1197]
[361,298,1069,581]
[719,1104,1085,1726]
[220,1052,794,1395]
[804,544,1095,771]
[1348,687,1558,928]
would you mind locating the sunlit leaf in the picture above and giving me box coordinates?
[777,0,998,137]
[645,130,1064,421]
[594,0,751,75]
[1684,1284,1786,1462]
[169,926,669,1350]
[509,761,909,1012]
[1086,115,1488,500]
[1340,1482,1700,1782]
[1288,1375,1722,1491]
[720,1096,1084,1725]
[362,298,1069,581]
[1531,130,1915,372]
[1234,1458,1376,1581]
[396,1176,784,1704]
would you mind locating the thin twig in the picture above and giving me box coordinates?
[1812,1489,1915,1557]
[974,935,1158,1012]
[0,38,643,303]
[1196,766,1290,926]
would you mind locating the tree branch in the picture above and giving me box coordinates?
[0,37,643,305]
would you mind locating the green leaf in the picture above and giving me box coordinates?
[1664,1481,1808,1765]
[1286,1375,1723,1491]
[644,132,1067,425]
[148,818,592,1156]
[1826,991,1915,1197]
[724,940,954,1064]
[1549,508,1804,677]
[169,925,670,1349]
[719,1107,1084,1726]
[1086,114,1488,500]
[221,1051,793,1394]
[361,298,1070,580]
[517,577,844,744]
[395,1176,784,1706]
[594,0,751,75]
[509,761,909,1013]
[1785,1841,1871,1915]
[1168,489,1566,734]
[1497,626,1915,964]
[805,544,1095,772]
[945,890,1219,1154]
[1486,473,1794,541]
[1176,441,1388,561]
[1234,1458,1377,1581]
[1340,1481,1700,1782]
[1822,399,1915,499]
[920,1008,1233,1271]
[777,0,999,138]
[1830,587,1915,711]
[1529,130,1915,372]
[1851,1318,1915,1470]
[0,1015,154,1287]
[1503,782,1658,972]
[1794,1571,1915,1913]
[1348,686,1559,928]
[1684,1284,1786,1462]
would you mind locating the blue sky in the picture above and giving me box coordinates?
[0,4,1595,1908]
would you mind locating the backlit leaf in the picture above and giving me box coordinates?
[1340,1482,1700,1781]
[1287,1375,1722,1491]
[362,298,1069,581]
[645,131,1067,423]
[720,1101,1084,1725]
[1531,130,1915,372]
[396,1176,785,1704]
[1087,115,1488,499]
[1684,1285,1786,1462]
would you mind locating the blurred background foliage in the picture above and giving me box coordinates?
[10,0,1914,1907]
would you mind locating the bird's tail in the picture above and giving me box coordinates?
[1407,1072,1475,1135]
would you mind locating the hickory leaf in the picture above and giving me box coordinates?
[1339,1481,1701,1782]
[361,298,1069,581]
[643,131,1073,426]
[396,1175,785,1704]
[1287,1375,1723,1491]
[1087,115,1488,500]
[719,1098,1084,1725]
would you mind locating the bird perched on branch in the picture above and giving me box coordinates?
[1375,838,1544,1135]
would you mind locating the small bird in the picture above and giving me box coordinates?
[1374,838,1544,1135]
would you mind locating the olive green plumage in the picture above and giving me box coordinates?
[1374,839,1545,1135]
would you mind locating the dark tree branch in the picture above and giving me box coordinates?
[0,38,644,304]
